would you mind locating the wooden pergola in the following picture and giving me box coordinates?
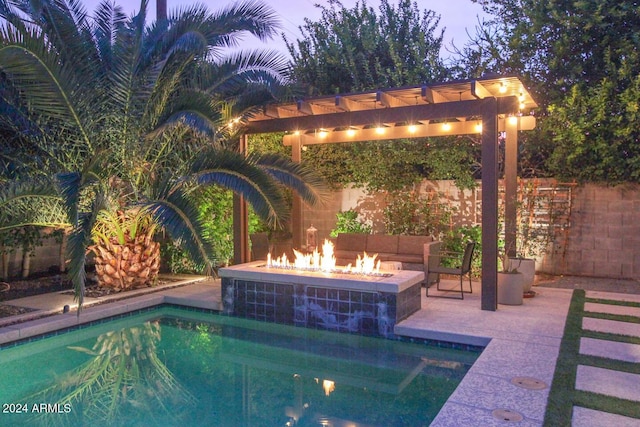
[237,75,537,311]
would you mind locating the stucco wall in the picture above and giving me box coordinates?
[2,236,62,279]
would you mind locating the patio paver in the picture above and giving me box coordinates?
[575,365,640,402]
[572,406,640,427]
[580,337,640,364]
[584,302,640,318]
[582,317,640,337]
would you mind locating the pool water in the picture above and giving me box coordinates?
[0,307,480,427]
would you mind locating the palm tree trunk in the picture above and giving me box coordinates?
[21,247,30,278]
[1,244,7,280]
[157,0,167,20]
[59,231,68,273]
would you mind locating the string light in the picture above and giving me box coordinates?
[442,122,451,131]
[227,117,240,128]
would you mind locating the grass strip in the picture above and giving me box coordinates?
[543,289,585,426]
[578,354,640,375]
[583,311,640,324]
[582,330,640,345]
[574,391,640,419]
[585,297,640,308]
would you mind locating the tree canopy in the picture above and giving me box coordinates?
[448,0,640,182]
[287,0,446,95]
[286,0,480,191]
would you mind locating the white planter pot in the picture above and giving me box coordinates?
[509,257,535,293]
[497,272,524,305]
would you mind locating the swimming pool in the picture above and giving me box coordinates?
[0,306,480,426]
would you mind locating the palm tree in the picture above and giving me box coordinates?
[0,0,326,307]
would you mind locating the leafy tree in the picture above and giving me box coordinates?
[0,0,326,306]
[471,0,640,102]
[452,0,640,182]
[545,73,640,182]
[287,0,446,95]
[304,136,480,191]
[287,0,480,191]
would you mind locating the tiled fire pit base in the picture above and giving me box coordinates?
[219,262,424,337]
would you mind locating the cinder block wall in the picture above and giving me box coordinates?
[550,183,640,279]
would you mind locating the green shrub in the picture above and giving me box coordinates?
[329,209,372,237]
[441,225,482,276]
[383,191,454,237]
[160,187,268,274]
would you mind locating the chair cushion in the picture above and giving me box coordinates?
[366,234,398,254]
[397,235,433,255]
[336,233,367,252]
[368,252,398,262]
[335,250,361,262]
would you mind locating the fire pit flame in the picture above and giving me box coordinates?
[266,239,386,276]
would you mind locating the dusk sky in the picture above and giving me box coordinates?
[80,0,489,58]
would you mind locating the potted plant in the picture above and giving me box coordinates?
[511,182,556,296]
[497,246,524,305]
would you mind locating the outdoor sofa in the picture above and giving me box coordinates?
[334,233,441,283]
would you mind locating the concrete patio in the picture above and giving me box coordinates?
[0,276,638,426]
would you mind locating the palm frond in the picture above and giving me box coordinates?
[146,88,224,139]
[206,0,281,45]
[0,31,96,151]
[147,110,221,140]
[91,0,128,71]
[144,178,214,272]
[55,158,107,226]
[251,152,329,207]
[66,191,109,310]
[0,176,68,231]
[201,49,289,96]
[0,176,57,208]
[187,149,289,227]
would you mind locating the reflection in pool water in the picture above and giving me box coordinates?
[0,307,480,426]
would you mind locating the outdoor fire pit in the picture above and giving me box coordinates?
[219,240,424,337]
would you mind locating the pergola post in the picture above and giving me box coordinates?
[291,136,304,249]
[504,118,519,257]
[481,99,499,311]
[233,135,250,264]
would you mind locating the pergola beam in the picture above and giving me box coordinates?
[246,97,519,134]
[282,116,535,146]
[421,86,448,104]
[376,90,411,108]
[335,95,369,112]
